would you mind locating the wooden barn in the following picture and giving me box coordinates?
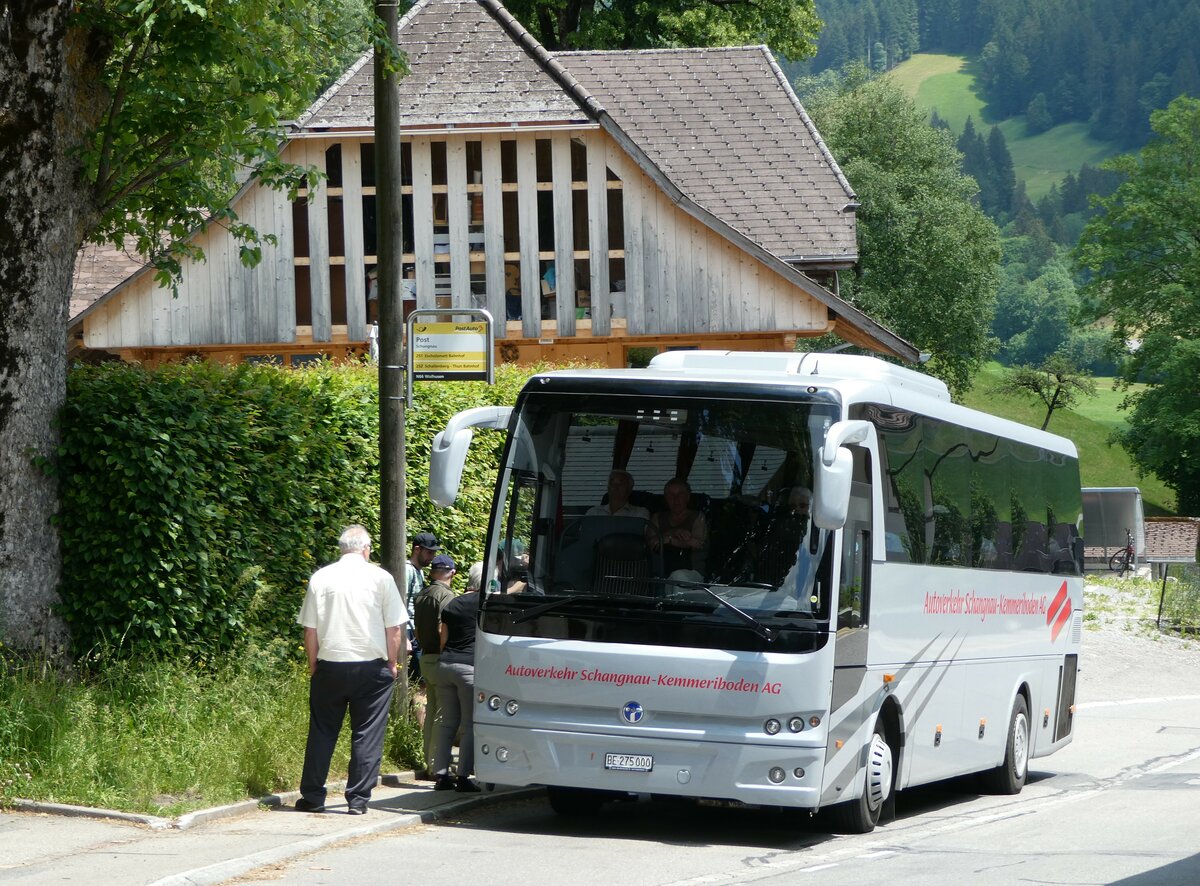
[68,0,917,368]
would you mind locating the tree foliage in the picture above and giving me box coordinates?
[75,0,379,282]
[797,67,1001,397]
[1,0,387,652]
[504,0,821,58]
[1074,95,1200,512]
[994,355,1097,431]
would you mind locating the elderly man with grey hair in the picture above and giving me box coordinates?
[295,524,408,815]
[586,469,650,519]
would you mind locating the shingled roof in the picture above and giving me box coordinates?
[559,47,857,264]
[295,0,857,267]
[298,0,588,130]
[71,239,147,321]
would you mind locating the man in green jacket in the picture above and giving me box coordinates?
[412,554,457,777]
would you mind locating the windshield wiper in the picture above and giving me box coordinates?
[666,578,775,643]
[509,593,610,624]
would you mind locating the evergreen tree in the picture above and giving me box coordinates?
[1026,92,1053,134]
[986,126,1016,219]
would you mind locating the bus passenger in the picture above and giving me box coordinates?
[648,477,708,575]
[587,469,650,519]
[431,558,482,793]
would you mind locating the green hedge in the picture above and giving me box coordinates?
[54,359,549,662]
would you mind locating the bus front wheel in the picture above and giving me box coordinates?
[828,720,893,834]
[980,694,1029,795]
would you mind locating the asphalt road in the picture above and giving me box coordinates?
[224,616,1200,886]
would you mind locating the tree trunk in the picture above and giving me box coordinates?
[0,3,94,654]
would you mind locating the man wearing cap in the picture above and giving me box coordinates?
[413,554,457,776]
[295,524,408,814]
[405,531,441,606]
[403,531,441,689]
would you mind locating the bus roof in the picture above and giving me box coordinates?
[529,351,1078,459]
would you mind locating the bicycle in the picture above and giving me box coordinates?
[1109,528,1135,576]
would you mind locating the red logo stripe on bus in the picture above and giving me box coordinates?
[1047,580,1072,642]
[1046,581,1069,625]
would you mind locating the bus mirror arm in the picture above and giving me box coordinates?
[821,420,871,467]
[429,406,513,508]
[813,420,871,530]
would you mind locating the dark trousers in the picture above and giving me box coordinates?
[300,659,396,809]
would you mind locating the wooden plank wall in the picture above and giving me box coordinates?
[84,129,830,354]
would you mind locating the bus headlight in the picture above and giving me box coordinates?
[505,700,520,716]
[488,695,502,711]
[496,747,510,762]
[768,767,786,784]
[787,716,805,733]
[764,718,781,735]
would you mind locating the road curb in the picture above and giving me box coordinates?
[9,797,174,830]
[11,770,424,831]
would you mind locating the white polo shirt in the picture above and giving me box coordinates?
[297,553,409,662]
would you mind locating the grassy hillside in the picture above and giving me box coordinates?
[887,54,1117,201]
[962,363,1176,515]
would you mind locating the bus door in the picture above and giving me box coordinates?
[832,444,875,677]
[826,443,879,760]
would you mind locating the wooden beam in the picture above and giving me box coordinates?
[411,138,435,309]
[482,135,506,334]
[516,134,540,338]
[343,140,367,340]
[585,132,610,336]
[446,136,471,309]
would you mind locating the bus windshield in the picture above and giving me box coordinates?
[482,390,842,653]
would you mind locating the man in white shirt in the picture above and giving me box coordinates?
[586,469,650,519]
[296,525,408,815]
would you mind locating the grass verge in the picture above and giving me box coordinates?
[0,645,423,816]
[1085,568,1200,639]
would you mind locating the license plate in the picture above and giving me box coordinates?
[604,753,653,772]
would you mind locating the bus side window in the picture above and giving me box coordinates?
[839,450,872,630]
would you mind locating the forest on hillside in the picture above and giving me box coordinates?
[802,0,1200,149]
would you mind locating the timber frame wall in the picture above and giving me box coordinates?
[80,128,833,367]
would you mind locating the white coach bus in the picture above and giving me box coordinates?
[429,351,1083,831]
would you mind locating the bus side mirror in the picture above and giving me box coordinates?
[429,406,512,507]
[813,420,871,530]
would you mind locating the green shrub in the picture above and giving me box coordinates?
[54,359,555,662]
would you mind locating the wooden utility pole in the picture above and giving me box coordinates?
[376,3,407,616]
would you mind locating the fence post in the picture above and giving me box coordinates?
[1156,563,1168,629]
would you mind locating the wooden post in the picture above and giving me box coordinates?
[376,0,407,680]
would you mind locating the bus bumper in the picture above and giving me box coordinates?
[475,722,825,808]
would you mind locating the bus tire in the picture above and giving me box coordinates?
[980,694,1029,795]
[547,786,605,817]
[828,720,893,834]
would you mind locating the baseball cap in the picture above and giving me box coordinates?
[412,531,440,550]
[430,553,456,571]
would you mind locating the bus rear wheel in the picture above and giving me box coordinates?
[980,694,1029,794]
[546,786,606,817]
[828,721,893,834]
